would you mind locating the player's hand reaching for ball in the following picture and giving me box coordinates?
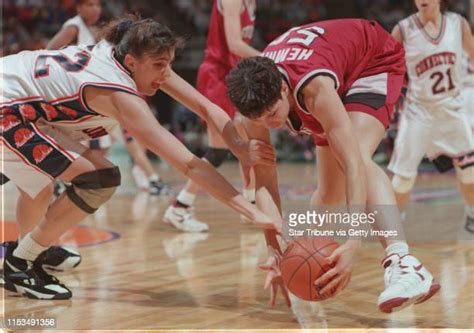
[259,248,292,308]
[314,240,361,298]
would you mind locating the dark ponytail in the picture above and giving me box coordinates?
[99,14,184,60]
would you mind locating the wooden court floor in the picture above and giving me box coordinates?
[1,160,473,331]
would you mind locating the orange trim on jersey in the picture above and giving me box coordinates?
[0,96,43,106]
[413,14,446,45]
[30,123,76,162]
[0,137,54,180]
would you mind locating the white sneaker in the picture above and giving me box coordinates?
[132,165,149,190]
[377,254,440,313]
[163,205,209,233]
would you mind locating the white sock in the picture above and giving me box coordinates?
[176,190,196,207]
[385,242,409,257]
[148,173,160,182]
[243,188,255,203]
[465,205,474,218]
[13,233,48,261]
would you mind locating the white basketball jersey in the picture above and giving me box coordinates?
[63,15,96,46]
[399,12,464,106]
[1,40,141,141]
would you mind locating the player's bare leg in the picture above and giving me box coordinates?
[457,167,474,232]
[311,112,439,313]
[9,183,82,273]
[394,190,411,212]
[16,184,53,237]
[5,149,120,299]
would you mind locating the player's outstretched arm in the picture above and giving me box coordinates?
[461,17,474,61]
[87,88,278,228]
[242,117,291,307]
[161,70,276,170]
[46,25,78,50]
[222,0,261,58]
[241,117,283,249]
[302,75,365,297]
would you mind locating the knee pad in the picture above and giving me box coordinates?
[66,166,121,213]
[203,148,229,168]
[392,174,416,193]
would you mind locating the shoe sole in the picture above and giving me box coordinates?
[14,284,72,300]
[415,281,441,304]
[378,280,440,313]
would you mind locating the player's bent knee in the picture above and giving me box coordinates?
[392,174,416,193]
[455,165,474,184]
[66,166,121,213]
[203,148,229,168]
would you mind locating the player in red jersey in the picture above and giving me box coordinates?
[1,16,279,300]
[164,0,261,232]
[227,19,440,313]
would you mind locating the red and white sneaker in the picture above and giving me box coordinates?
[377,254,440,313]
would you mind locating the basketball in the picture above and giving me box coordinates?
[280,237,339,301]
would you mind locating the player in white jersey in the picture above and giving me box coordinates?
[47,0,100,48]
[388,0,474,229]
[1,0,105,276]
[1,16,279,300]
[46,0,169,196]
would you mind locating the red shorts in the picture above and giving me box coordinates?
[312,28,405,146]
[312,71,404,146]
[196,61,237,119]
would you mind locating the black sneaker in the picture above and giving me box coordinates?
[149,180,171,196]
[6,264,72,300]
[466,215,474,233]
[36,246,82,271]
[2,241,27,292]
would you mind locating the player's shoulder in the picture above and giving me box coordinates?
[397,14,417,32]
[444,11,465,26]
[63,15,83,28]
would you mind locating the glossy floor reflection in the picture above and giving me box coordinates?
[1,162,473,330]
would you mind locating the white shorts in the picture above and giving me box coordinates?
[2,120,87,198]
[461,86,474,130]
[388,98,474,178]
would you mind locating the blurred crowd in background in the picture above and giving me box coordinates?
[1,0,470,162]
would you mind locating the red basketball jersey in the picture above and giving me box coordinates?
[262,19,405,138]
[203,0,256,69]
